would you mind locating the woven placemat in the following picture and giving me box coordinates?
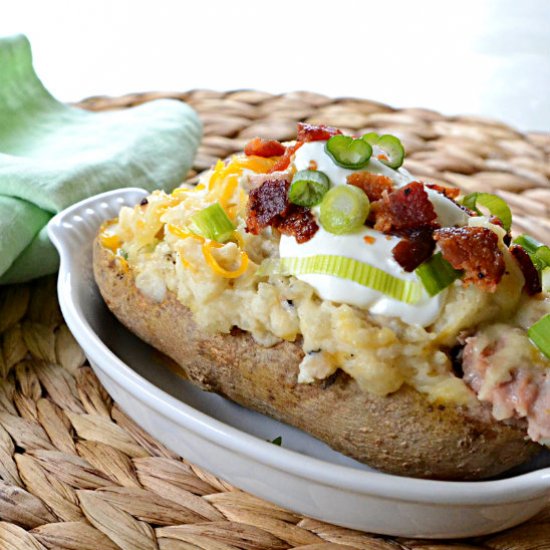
[0,91,548,550]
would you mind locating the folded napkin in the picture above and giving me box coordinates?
[0,35,202,284]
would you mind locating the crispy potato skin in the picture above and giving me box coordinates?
[93,238,539,480]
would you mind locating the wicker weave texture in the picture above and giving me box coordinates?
[0,91,547,549]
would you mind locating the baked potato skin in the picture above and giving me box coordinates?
[93,238,539,480]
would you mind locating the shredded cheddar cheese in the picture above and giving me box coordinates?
[167,224,205,242]
[229,230,246,249]
[116,255,130,273]
[202,238,249,279]
[207,155,275,215]
[167,223,249,279]
[219,175,239,212]
[179,254,196,272]
[101,233,121,251]
[172,183,205,196]
[100,223,122,252]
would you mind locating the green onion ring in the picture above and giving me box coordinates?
[462,192,512,232]
[288,169,330,207]
[325,135,372,169]
[362,132,405,169]
[319,185,370,235]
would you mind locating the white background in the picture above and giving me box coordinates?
[2,0,549,132]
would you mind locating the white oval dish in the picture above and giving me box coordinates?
[47,188,550,539]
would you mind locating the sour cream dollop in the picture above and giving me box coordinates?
[279,141,468,327]
[279,227,445,326]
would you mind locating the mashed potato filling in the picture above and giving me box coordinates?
[107,153,533,407]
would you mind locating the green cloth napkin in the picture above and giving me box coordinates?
[0,35,202,284]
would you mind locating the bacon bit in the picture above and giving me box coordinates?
[269,142,303,173]
[426,183,461,200]
[392,228,436,272]
[434,227,505,291]
[275,206,319,244]
[246,179,290,234]
[308,160,318,171]
[377,153,389,162]
[372,181,439,234]
[244,137,286,158]
[364,235,376,245]
[245,171,291,192]
[510,244,542,295]
[347,172,394,202]
[296,122,342,142]
[245,178,318,243]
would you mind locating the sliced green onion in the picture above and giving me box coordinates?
[271,436,282,446]
[117,248,128,260]
[288,169,330,207]
[462,192,512,232]
[361,132,405,169]
[513,234,544,255]
[536,245,550,267]
[377,135,406,169]
[513,234,550,277]
[528,313,550,359]
[258,255,423,304]
[325,135,372,169]
[190,202,236,243]
[415,253,463,296]
[542,267,550,293]
[529,254,546,273]
[361,132,379,145]
[319,185,370,235]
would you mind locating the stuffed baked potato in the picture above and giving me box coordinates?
[94,124,550,480]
